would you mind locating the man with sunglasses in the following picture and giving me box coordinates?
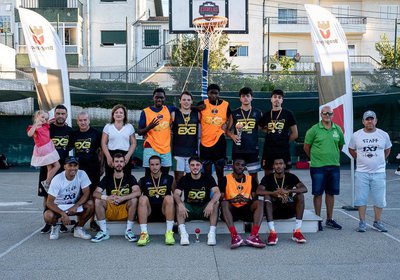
[304,106,345,231]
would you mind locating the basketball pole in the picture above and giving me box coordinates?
[201,48,209,100]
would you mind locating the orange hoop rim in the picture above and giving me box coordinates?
[192,16,228,29]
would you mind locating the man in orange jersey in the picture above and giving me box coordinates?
[197,84,231,182]
[138,88,176,175]
[220,158,266,249]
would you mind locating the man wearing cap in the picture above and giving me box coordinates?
[349,111,392,232]
[259,89,298,176]
[44,156,94,240]
[304,106,345,231]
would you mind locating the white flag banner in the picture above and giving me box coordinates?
[305,4,353,158]
[18,7,71,125]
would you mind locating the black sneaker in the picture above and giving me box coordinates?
[326,219,342,230]
[90,221,101,232]
[40,224,51,234]
[60,224,69,233]
[318,221,323,231]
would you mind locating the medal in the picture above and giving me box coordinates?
[270,109,282,134]
[151,174,161,199]
[272,129,275,133]
[237,185,243,192]
[157,114,163,120]
[211,108,218,114]
[155,194,159,198]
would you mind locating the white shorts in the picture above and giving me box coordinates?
[174,156,190,173]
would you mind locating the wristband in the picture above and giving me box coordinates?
[101,195,108,200]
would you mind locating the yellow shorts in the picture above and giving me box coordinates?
[105,201,128,221]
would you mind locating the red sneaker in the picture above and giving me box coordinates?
[267,231,278,245]
[231,234,244,249]
[292,230,307,243]
[246,234,266,248]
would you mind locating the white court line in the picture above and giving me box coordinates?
[0,211,42,213]
[0,227,41,259]
[338,209,400,243]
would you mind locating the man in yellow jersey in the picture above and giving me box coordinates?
[138,88,176,175]
[220,158,266,249]
[197,84,231,182]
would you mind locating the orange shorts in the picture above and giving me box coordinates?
[105,201,128,221]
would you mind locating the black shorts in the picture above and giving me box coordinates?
[200,135,226,162]
[79,161,100,193]
[271,199,296,220]
[262,151,292,170]
[221,203,253,222]
[148,204,165,222]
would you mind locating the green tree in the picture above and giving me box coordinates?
[375,33,400,69]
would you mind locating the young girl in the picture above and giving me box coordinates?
[27,110,60,191]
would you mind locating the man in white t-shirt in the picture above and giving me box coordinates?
[44,156,94,240]
[349,111,392,233]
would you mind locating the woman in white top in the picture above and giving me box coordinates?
[101,104,137,176]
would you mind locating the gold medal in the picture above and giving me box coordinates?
[272,129,275,133]
[155,194,159,198]
[211,108,218,114]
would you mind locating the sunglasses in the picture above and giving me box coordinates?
[321,112,333,116]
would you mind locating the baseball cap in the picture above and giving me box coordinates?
[64,156,79,165]
[363,110,376,120]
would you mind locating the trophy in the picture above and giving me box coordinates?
[235,122,244,146]
[195,228,201,242]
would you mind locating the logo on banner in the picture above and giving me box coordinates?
[199,1,220,17]
[29,26,45,45]
[318,21,331,39]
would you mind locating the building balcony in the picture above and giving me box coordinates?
[17,0,83,22]
[265,17,367,35]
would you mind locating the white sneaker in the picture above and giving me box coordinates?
[396,154,400,160]
[395,168,400,176]
[73,227,92,240]
[180,232,190,245]
[207,231,216,246]
[49,225,60,240]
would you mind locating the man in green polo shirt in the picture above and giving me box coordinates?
[303,106,345,231]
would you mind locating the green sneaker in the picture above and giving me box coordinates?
[165,230,175,245]
[137,232,150,246]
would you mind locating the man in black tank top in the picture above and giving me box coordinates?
[171,91,199,183]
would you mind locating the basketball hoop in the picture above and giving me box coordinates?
[193,16,228,51]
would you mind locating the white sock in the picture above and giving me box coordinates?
[98,220,107,233]
[127,220,134,231]
[209,226,216,234]
[140,224,148,233]
[166,220,174,232]
[268,221,275,232]
[179,224,187,234]
[295,219,302,231]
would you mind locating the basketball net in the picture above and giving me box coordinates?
[193,16,228,51]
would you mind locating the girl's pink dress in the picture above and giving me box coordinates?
[27,123,60,167]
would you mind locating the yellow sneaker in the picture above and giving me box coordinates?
[137,232,150,246]
[165,230,175,245]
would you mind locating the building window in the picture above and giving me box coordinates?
[278,49,297,58]
[0,16,11,33]
[229,45,248,57]
[101,30,126,46]
[380,5,400,19]
[101,0,127,2]
[278,9,297,24]
[143,26,160,48]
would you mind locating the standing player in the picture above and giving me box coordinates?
[174,156,220,246]
[220,159,265,249]
[171,91,199,183]
[70,111,102,231]
[138,88,176,175]
[197,84,231,182]
[257,158,308,245]
[39,105,72,234]
[227,87,263,183]
[137,156,175,246]
[259,89,298,176]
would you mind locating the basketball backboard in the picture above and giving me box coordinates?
[169,0,248,34]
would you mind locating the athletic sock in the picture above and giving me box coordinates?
[98,219,107,233]
[166,220,174,232]
[251,224,260,236]
[267,221,275,232]
[209,225,216,234]
[126,220,134,231]
[295,219,302,232]
[228,226,238,238]
[179,224,187,235]
[140,224,148,233]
